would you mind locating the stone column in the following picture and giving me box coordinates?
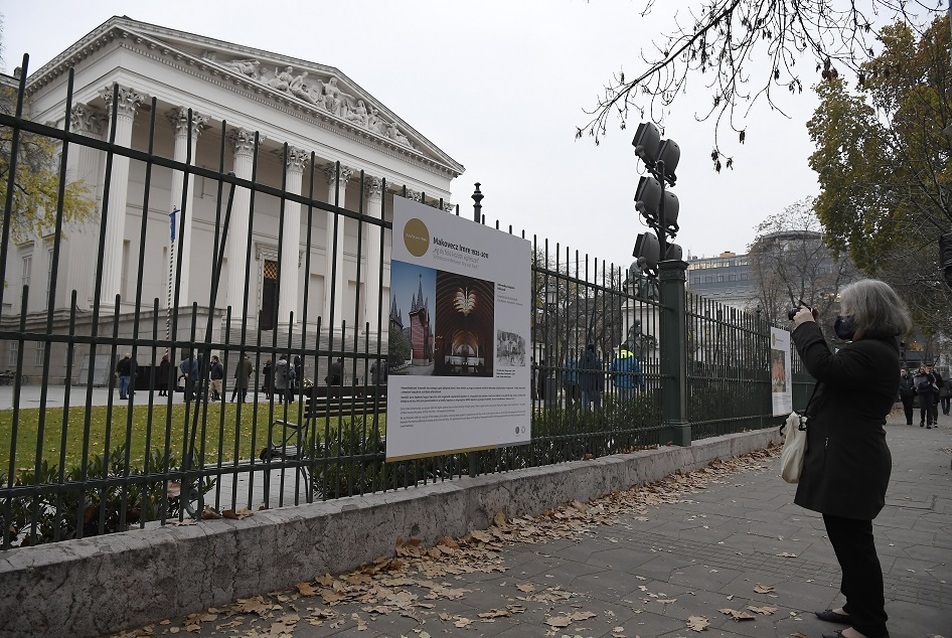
[277,147,307,327]
[225,128,261,319]
[99,85,144,305]
[67,103,107,311]
[167,107,207,309]
[364,176,384,335]
[323,164,351,328]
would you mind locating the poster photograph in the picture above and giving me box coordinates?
[386,196,532,460]
[770,327,793,416]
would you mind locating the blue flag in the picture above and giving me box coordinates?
[169,207,180,241]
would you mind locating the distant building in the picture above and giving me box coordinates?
[686,251,757,310]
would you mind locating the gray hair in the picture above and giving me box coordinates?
[839,279,912,339]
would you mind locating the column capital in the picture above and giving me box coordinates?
[100,84,145,119]
[280,146,309,174]
[364,176,383,202]
[70,103,107,137]
[406,189,422,203]
[323,163,352,186]
[167,107,208,138]
[442,202,455,213]
[227,128,263,157]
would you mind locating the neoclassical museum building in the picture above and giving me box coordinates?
[3,16,464,383]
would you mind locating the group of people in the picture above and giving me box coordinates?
[535,345,645,411]
[898,361,948,428]
[175,352,255,403]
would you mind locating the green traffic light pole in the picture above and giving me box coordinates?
[654,160,691,447]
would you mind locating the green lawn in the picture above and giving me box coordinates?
[0,400,384,476]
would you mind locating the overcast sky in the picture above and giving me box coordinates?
[2,0,823,266]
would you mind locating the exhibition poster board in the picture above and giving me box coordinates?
[770,326,793,416]
[386,196,532,460]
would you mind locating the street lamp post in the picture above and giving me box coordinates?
[631,122,691,446]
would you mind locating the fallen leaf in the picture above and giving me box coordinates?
[753,584,775,594]
[686,615,709,631]
[545,616,573,628]
[746,605,777,615]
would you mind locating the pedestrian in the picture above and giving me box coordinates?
[370,358,388,386]
[325,357,343,387]
[272,354,289,404]
[563,357,580,409]
[115,353,135,400]
[609,347,644,400]
[179,350,199,402]
[913,362,941,428]
[287,355,300,402]
[790,278,911,638]
[157,353,171,397]
[262,358,273,399]
[578,344,602,412]
[898,367,915,426]
[939,369,950,417]
[234,354,253,403]
[208,355,224,402]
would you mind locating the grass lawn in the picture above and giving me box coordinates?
[1,400,385,477]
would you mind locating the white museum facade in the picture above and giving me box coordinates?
[3,16,464,382]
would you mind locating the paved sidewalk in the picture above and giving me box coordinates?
[109,412,950,638]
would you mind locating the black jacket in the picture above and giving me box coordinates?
[791,322,898,520]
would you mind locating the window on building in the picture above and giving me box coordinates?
[21,255,32,290]
[35,341,45,366]
[728,274,736,282]
[46,248,54,309]
[8,341,18,367]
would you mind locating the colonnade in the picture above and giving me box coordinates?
[65,83,407,335]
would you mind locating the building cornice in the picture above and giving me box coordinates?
[24,17,464,181]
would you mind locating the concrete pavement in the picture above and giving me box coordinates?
[108,410,951,638]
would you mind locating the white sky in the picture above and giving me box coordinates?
[2,0,822,265]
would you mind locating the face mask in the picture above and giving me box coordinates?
[834,315,856,340]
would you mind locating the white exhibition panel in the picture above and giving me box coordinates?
[387,196,532,460]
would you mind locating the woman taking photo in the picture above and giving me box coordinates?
[790,279,911,638]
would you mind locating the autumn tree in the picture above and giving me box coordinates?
[577,1,947,170]
[807,17,952,336]
[1,28,95,246]
[748,199,859,329]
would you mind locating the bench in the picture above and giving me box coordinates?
[258,385,387,495]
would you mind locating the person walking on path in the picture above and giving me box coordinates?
[262,358,273,399]
[898,367,914,425]
[115,353,135,400]
[578,343,602,412]
[912,362,941,428]
[790,278,912,638]
[939,369,950,417]
[208,355,224,402]
[157,353,171,397]
[609,347,644,400]
[272,354,290,404]
[233,354,253,403]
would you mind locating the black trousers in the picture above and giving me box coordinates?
[823,513,889,637]
[900,395,914,424]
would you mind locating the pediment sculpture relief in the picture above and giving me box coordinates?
[202,52,415,149]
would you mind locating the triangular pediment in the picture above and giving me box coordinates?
[27,16,464,177]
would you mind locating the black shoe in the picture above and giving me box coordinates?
[815,609,851,624]
[927,425,932,429]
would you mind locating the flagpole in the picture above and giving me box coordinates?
[167,207,179,353]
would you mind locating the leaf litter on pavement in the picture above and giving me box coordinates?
[110,446,781,637]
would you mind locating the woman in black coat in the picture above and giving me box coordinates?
[791,279,911,638]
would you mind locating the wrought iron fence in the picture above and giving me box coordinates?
[1,60,791,550]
